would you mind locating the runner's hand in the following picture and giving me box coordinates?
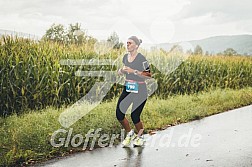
[122,66,134,74]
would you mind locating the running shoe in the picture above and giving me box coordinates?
[133,136,145,147]
[122,130,137,147]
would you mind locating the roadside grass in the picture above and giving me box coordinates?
[1,87,252,166]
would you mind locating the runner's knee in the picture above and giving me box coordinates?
[116,106,125,121]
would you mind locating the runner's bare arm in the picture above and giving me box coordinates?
[122,66,152,79]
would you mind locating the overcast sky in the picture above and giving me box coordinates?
[0,0,252,44]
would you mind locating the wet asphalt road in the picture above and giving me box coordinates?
[40,105,252,167]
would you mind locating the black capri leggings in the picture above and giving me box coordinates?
[116,83,148,124]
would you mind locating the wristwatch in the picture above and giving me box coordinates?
[134,70,138,75]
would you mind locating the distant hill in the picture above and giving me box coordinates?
[0,29,39,40]
[1,30,252,55]
[158,35,252,55]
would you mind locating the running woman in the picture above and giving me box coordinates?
[116,36,152,147]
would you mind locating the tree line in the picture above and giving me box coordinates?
[42,22,123,49]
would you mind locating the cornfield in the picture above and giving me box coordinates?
[1,36,252,116]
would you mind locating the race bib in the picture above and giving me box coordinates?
[126,82,139,93]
